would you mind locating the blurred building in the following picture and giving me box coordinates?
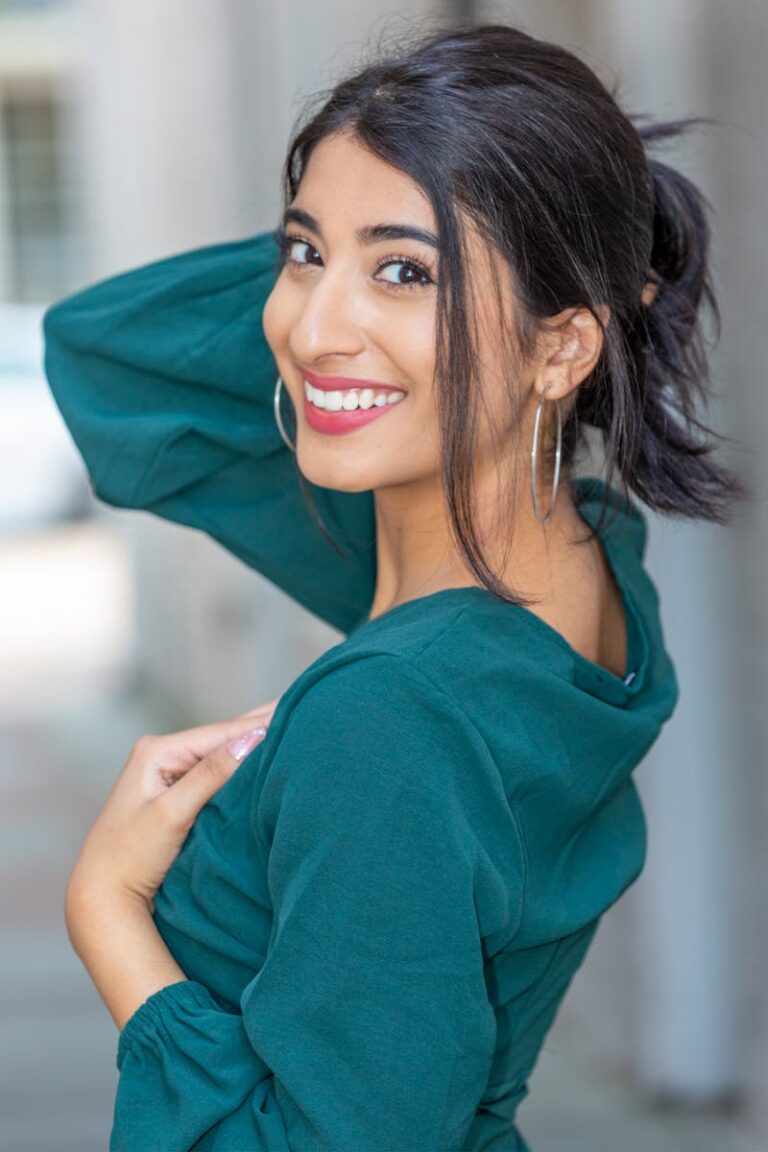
[1,1,765,1150]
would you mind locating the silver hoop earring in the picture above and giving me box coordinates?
[273,376,296,453]
[530,388,562,526]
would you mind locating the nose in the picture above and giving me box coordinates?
[288,263,367,365]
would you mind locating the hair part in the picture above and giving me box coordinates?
[277,19,752,609]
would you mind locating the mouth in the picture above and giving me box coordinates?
[301,372,407,436]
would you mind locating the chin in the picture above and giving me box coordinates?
[295,447,377,494]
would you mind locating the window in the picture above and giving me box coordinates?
[0,82,82,302]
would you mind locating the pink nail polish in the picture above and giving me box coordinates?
[227,726,267,760]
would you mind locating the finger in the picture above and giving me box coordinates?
[148,712,275,768]
[158,725,267,826]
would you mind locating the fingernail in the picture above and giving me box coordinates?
[227,726,267,760]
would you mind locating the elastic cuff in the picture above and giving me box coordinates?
[116,979,216,1070]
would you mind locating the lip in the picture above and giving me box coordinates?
[301,372,407,437]
[301,368,406,395]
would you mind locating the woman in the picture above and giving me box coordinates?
[43,21,748,1152]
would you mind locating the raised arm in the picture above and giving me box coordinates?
[42,232,376,634]
[110,655,521,1151]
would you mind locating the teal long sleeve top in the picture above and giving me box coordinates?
[42,232,680,1152]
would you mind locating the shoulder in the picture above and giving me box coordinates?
[253,651,489,826]
[621,498,649,562]
[574,476,649,563]
[605,485,650,563]
[251,648,527,951]
[268,650,481,768]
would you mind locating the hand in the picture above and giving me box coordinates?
[65,699,280,920]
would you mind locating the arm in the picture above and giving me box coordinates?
[41,232,376,634]
[64,715,273,1034]
[66,889,188,1031]
[111,656,515,1152]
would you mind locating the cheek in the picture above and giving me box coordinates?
[390,306,437,386]
[261,280,293,356]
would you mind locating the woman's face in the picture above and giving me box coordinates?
[262,128,525,495]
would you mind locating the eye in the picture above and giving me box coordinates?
[374,256,435,290]
[278,233,322,267]
[273,227,435,291]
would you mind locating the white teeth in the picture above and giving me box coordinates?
[304,379,327,408]
[303,379,406,412]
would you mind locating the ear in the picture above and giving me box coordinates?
[535,304,609,401]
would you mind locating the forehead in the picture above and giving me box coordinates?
[293,128,514,309]
[294,129,434,226]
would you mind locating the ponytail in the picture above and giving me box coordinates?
[618,118,751,522]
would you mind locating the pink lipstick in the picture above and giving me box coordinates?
[301,369,407,436]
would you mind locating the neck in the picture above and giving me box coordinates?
[367,461,586,621]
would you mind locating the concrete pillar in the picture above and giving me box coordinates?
[601,0,745,1102]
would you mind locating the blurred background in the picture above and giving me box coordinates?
[0,0,765,1148]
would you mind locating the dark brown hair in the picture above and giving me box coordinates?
[274,19,751,607]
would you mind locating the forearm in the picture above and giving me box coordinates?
[66,887,187,1031]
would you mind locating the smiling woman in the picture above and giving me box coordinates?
[262,133,446,488]
[41,18,749,1152]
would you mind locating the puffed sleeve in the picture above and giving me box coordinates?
[110,655,506,1152]
[41,232,376,634]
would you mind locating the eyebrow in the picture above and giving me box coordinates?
[281,207,439,251]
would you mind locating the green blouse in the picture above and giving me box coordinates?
[42,231,680,1152]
